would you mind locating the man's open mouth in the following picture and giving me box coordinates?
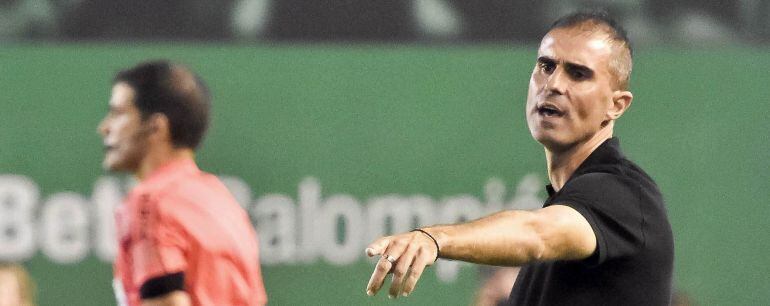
[537,104,564,117]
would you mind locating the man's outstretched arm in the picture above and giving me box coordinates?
[365,204,596,298]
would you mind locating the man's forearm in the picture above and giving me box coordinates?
[364,205,596,297]
[424,205,597,265]
[423,210,546,266]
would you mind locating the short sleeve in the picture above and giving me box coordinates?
[550,172,644,266]
[130,194,190,286]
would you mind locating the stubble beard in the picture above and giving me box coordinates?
[103,131,148,174]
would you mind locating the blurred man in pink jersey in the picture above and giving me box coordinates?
[98,60,267,306]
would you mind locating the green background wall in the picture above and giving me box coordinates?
[1,45,768,305]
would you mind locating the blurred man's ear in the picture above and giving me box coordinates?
[146,113,172,142]
[608,90,633,121]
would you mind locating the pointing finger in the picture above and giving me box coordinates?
[365,237,391,257]
[367,237,410,297]
[366,254,395,296]
[401,250,431,297]
[389,242,418,298]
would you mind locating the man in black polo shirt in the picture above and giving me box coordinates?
[363,11,674,305]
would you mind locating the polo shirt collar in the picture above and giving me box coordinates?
[545,137,624,196]
[135,158,200,193]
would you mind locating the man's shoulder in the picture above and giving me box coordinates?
[561,159,664,214]
[565,170,632,192]
[556,163,661,206]
[575,138,660,189]
[134,172,223,213]
[576,155,659,190]
[149,168,224,195]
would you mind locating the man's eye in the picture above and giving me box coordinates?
[571,70,585,79]
[539,62,554,73]
[569,68,591,80]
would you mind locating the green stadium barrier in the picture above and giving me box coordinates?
[0,45,768,305]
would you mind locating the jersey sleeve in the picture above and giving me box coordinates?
[130,194,190,289]
[550,172,645,266]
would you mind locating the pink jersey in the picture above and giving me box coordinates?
[113,158,266,306]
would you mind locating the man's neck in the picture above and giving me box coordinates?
[135,145,195,181]
[546,127,613,191]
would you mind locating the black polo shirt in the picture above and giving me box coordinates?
[507,138,674,306]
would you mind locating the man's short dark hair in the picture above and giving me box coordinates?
[114,60,210,149]
[548,11,633,90]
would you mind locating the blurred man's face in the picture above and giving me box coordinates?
[525,27,619,152]
[97,83,149,172]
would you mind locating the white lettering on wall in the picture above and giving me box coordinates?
[0,173,544,283]
[92,177,122,261]
[40,193,89,264]
[319,195,364,265]
[252,194,297,264]
[0,175,38,261]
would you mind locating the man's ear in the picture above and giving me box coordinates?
[146,113,171,142]
[608,90,633,121]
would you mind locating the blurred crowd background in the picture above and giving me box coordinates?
[2,0,769,45]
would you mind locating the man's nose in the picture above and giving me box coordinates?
[544,68,567,96]
[97,118,109,136]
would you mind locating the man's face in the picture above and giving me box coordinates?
[97,83,149,172]
[525,27,619,151]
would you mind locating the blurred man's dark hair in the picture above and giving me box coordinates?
[114,60,211,149]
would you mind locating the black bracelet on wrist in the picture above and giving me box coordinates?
[412,228,440,262]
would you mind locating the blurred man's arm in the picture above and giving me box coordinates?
[142,291,191,306]
[472,267,520,306]
[365,204,596,298]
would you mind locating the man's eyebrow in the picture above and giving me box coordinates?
[537,56,555,64]
[564,62,594,76]
[536,57,594,76]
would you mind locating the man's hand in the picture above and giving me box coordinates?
[365,230,438,298]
